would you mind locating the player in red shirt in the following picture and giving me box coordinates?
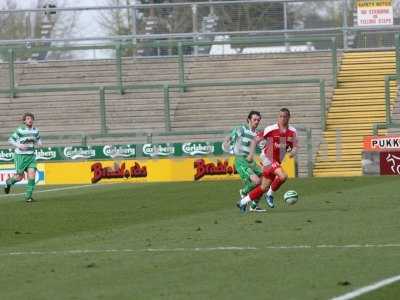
[259,108,297,208]
[238,108,297,211]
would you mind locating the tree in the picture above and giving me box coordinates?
[0,0,29,41]
[0,0,80,61]
[97,0,136,56]
[215,2,285,32]
[287,1,342,29]
[98,0,133,37]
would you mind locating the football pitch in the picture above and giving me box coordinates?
[0,177,399,300]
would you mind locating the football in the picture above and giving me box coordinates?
[284,190,298,205]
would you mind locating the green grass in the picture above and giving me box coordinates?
[0,177,400,300]
[356,282,400,300]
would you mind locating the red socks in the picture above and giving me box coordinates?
[271,176,283,192]
[249,185,264,201]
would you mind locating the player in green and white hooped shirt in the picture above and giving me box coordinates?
[223,111,265,212]
[4,113,42,202]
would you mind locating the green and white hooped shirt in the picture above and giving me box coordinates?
[8,125,42,155]
[229,124,258,158]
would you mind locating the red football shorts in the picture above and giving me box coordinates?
[262,162,281,181]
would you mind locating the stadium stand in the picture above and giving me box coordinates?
[314,51,397,177]
[0,51,335,176]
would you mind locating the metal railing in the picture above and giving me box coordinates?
[1,36,337,97]
[174,36,337,90]
[0,78,327,132]
[0,0,400,50]
[373,74,399,134]
[372,34,400,135]
[372,123,400,136]
[164,78,326,131]
[384,75,398,125]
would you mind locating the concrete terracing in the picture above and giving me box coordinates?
[0,51,335,176]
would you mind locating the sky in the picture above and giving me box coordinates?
[10,0,101,8]
[0,0,118,58]
[1,0,112,39]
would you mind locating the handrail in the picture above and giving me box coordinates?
[178,36,336,47]
[0,36,335,55]
[372,123,400,136]
[0,44,116,52]
[374,74,399,135]
[169,78,322,88]
[372,123,387,136]
[384,74,398,126]
[0,83,165,94]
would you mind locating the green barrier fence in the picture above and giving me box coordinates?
[166,78,326,131]
[1,36,338,98]
[175,36,338,90]
[0,78,327,133]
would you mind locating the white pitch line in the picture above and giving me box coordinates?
[331,274,400,300]
[1,243,400,257]
[1,246,258,256]
[0,183,111,199]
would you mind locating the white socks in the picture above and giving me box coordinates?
[240,195,251,206]
[267,187,274,197]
